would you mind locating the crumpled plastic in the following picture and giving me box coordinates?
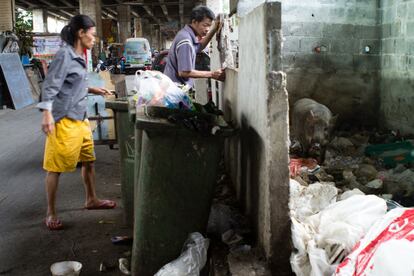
[290,179,387,276]
[335,208,414,276]
[154,232,209,276]
[134,70,192,110]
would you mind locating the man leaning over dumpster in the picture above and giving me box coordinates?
[164,5,225,87]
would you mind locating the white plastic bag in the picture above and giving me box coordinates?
[154,232,209,276]
[335,208,414,276]
[308,195,387,253]
[290,179,387,276]
[134,70,192,109]
[289,179,338,222]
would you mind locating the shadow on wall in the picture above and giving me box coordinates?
[239,115,264,242]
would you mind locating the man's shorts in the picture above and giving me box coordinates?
[43,117,96,172]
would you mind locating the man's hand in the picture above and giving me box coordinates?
[211,69,226,81]
[89,87,113,96]
[42,110,55,135]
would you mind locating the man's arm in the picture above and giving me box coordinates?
[179,68,225,81]
[199,16,223,50]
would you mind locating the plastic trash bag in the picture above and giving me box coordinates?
[134,70,192,109]
[290,178,387,276]
[154,232,209,276]
[335,208,414,276]
[289,179,338,222]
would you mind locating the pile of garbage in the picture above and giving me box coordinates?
[289,130,414,275]
[290,130,414,205]
[132,70,233,136]
[207,174,271,275]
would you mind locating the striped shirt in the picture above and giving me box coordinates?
[164,25,201,87]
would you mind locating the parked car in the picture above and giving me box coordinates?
[123,38,152,73]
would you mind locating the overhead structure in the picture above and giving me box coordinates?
[15,0,204,38]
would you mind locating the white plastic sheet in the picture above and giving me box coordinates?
[134,70,192,109]
[290,179,387,276]
[155,232,209,276]
[335,208,414,276]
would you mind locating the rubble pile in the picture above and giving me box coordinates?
[290,130,414,205]
[289,129,414,275]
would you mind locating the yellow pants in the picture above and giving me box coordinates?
[43,117,96,172]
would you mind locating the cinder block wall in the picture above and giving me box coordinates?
[380,0,414,134]
[281,0,381,126]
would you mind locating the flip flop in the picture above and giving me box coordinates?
[45,217,63,230]
[85,199,116,210]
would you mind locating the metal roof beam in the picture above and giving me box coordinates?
[159,0,172,21]
[37,0,75,17]
[142,5,161,24]
[17,0,36,8]
[115,0,139,18]
[46,10,70,21]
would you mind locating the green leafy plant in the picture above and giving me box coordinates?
[14,8,33,56]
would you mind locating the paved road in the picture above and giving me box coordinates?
[0,106,130,275]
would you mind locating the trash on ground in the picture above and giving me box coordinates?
[221,229,244,246]
[99,262,107,272]
[365,141,414,167]
[118,258,131,275]
[227,247,271,276]
[50,261,82,276]
[154,232,209,276]
[335,208,414,276]
[111,236,133,245]
[289,158,320,178]
[98,220,116,224]
[289,179,387,276]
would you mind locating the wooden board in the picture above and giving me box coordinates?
[0,53,34,109]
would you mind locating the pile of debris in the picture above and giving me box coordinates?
[289,129,414,275]
[207,174,271,276]
[290,130,414,205]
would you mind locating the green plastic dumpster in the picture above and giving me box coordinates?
[131,106,231,276]
[105,98,136,227]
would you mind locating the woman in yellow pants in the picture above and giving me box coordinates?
[38,15,116,230]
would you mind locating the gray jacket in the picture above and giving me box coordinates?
[37,45,89,122]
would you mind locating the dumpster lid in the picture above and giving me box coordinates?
[105,99,129,111]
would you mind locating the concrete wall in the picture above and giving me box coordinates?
[222,2,291,274]
[281,0,381,126]
[379,0,414,134]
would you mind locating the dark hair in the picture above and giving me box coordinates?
[61,14,95,46]
[190,6,215,23]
